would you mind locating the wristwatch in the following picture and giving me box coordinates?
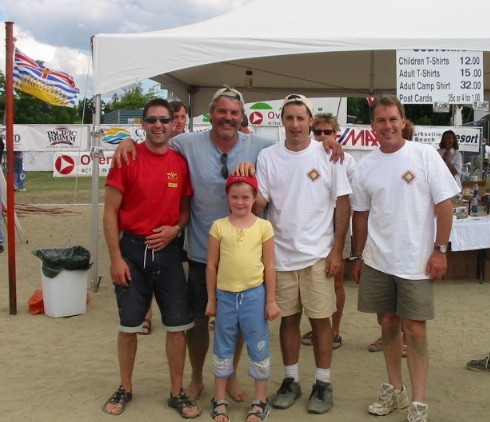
[346,255,363,262]
[434,244,448,254]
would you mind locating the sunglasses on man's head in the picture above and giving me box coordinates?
[313,129,336,136]
[144,116,174,124]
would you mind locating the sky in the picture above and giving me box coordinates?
[0,0,255,100]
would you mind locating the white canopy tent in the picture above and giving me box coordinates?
[89,0,490,289]
[92,0,490,116]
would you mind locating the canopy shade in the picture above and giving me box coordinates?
[92,0,490,116]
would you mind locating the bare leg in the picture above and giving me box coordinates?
[104,331,137,415]
[380,313,404,390]
[331,263,345,345]
[168,330,200,418]
[280,313,302,366]
[246,379,268,422]
[186,316,209,400]
[212,377,229,422]
[309,317,332,369]
[226,332,246,402]
[403,319,428,402]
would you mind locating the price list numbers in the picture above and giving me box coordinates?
[396,50,483,104]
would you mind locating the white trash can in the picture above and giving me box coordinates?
[41,268,88,318]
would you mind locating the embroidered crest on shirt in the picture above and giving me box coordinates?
[402,170,416,185]
[307,169,321,181]
[167,171,178,188]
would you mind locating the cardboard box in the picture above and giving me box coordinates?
[444,249,478,281]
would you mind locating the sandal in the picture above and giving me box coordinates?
[168,389,201,419]
[138,319,152,335]
[102,385,132,415]
[368,336,384,352]
[300,330,313,346]
[333,333,343,350]
[246,399,271,422]
[211,398,229,422]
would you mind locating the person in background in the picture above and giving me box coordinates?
[437,130,462,190]
[239,115,253,134]
[254,94,351,415]
[0,135,4,168]
[0,180,4,254]
[102,99,199,418]
[467,352,490,371]
[350,95,460,422]
[300,112,356,350]
[206,174,280,422]
[14,151,26,191]
[170,100,188,138]
[138,100,190,336]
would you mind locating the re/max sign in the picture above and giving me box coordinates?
[337,128,379,148]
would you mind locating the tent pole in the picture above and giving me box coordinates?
[5,21,17,315]
[369,51,375,95]
[90,94,102,291]
[187,88,196,132]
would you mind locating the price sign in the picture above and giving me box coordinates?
[396,50,483,104]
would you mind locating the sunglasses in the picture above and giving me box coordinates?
[143,116,174,124]
[313,129,336,136]
[220,153,228,179]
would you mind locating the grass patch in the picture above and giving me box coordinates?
[25,172,106,192]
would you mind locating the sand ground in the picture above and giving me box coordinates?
[0,195,489,421]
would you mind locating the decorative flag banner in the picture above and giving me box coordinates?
[13,48,80,108]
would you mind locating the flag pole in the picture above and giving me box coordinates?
[5,21,17,315]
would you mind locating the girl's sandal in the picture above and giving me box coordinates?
[211,398,230,422]
[246,399,271,422]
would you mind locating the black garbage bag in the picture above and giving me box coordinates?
[32,246,91,278]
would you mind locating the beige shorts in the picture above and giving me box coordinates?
[276,258,336,319]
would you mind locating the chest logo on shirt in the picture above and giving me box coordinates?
[402,170,416,185]
[167,171,179,188]
[307,169,321,181]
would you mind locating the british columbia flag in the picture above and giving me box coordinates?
[13,48,80,108]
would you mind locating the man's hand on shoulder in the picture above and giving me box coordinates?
[113,138,137,168]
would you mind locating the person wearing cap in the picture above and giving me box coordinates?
[253,94,352,414]
[113,86,343,403]
[206,174,279,422]
[102,99,199,417]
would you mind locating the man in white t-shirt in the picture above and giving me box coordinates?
[254,95,351,415]
[350,95,460,422]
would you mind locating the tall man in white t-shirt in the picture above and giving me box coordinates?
[350,95,460,422]
[254,94,352,415]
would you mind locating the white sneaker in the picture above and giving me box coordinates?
[368,383,410,416]
[407,401,428,422]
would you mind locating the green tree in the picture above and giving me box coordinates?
[105,83,160,112]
